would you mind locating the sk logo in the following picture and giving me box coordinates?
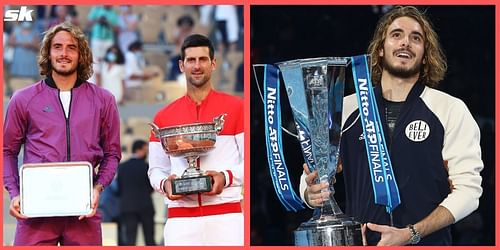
[4,6,34,22]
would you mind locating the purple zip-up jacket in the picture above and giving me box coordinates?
[3,77,121,200]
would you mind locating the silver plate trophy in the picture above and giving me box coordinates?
[255,57,362,246]
[20,161,93,217]
[150,114,226,195]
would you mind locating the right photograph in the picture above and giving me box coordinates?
[250,5,494,246]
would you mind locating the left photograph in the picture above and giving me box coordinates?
[3,5,244,246]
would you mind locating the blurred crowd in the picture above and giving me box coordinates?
[3,5,244,105]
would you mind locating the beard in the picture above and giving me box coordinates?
[382,56,422,79]
[51,60,78,77]
[53,66,77,76]
[187,73,211,87]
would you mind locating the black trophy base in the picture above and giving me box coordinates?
[172,175,212,195]
[294,215,363,246]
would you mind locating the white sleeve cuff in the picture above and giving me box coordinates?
[159,178,167,195]
[439,175,483,222]
[222,170,234,187]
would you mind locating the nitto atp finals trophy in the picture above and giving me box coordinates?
[254,57,363,246]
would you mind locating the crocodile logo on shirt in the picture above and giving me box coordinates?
[405,120,430,142]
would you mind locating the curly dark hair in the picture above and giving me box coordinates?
[38,22,94,81]
[367,6,447,87]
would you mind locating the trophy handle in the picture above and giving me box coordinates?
[213,113,227,134]
[148,122,161,137]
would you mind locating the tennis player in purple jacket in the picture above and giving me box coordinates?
[3,22,121,246]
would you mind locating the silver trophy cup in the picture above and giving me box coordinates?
[256,57,363,245]
[149,114,226,195]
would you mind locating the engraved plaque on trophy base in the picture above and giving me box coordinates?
[172,175,212,195]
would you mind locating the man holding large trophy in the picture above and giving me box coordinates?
[3,22,121,245]
[148,34,244,246]
[256,6,483,246]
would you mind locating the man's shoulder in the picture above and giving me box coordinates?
[208,90,244,115]
[81,82,116,100]
[10,80,45,103]
[420,86,473,128]
[157,95,187,114]
[421,87,461,102]
[343,93,358,106]
[151,95,190,127]
[211,90,243,105]
[420,86,466,112]
[341,93,360,127]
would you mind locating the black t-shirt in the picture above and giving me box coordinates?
[384,98,405,137]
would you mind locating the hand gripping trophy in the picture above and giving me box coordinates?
[149,114,227,195]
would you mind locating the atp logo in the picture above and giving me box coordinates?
[4,6,34,22]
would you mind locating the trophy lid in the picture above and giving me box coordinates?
[152,122,219,137]
[276,57,351,68]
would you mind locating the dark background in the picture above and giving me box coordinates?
[250,5,495,245]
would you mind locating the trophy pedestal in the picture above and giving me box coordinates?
[172,175,212,195]
[294,214,362,246]
[171,154,213,195]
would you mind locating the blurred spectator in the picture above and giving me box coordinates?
[99,178,120,222]
[87,5,119,61]
[96,44,126,105]
[4,30,12,96]
[34,6,51,39]
[4,29,13,65]
[214,5,239,54]
[198,5,212,27]
[116,140,156,246]
[117,5,139,57]
[124,41,158,89]
[167,15,194,81]
[98,178,123,245]
[199,5,241,85]
[47,5,79,29]
[87,5,119,84]
[173,15,195,52]
[235,62,243,93]
[8,22,39,79]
